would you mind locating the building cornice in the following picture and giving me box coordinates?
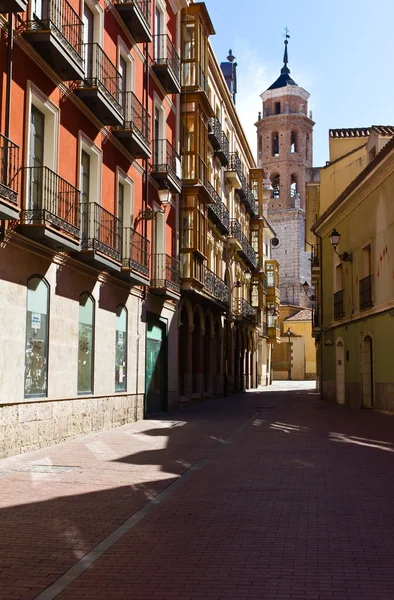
[261,86,310,102]
[208,46,256,168]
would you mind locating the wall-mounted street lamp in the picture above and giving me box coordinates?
[157,186,174,208]
[286,327,293,381]
[231,269,252,289]
[134,205,165,229]
[329,228,352,262]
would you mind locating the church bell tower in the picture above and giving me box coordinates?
[256,35,314,307]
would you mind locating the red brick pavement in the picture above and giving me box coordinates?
[2,385,394,599]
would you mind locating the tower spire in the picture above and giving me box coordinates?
[282,27,290,75]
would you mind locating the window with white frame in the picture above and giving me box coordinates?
[118,38,134,111]
[117,168,134,229]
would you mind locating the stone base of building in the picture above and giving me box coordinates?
[0,394,144,459]
[305,373,316,381]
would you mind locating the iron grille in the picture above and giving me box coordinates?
[79,43,122,114]
[153,34,180,84]
[359,275,373,309]
[117,91,150,146]
[233,297,257,322]
[21,167,80,237]
[206,182,229,233]
[0,134,19,204]
[81,202,121,262]
[122,227,150,277]
[151,253,180,293]
[152,139,181,182]
[333,289,344,320]
[24,0,83,67]
[203,265,229,305]
[229,218,257,269]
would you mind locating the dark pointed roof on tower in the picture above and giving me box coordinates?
[267,37,298,90]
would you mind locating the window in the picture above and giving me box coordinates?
[335,263,343,292]
[24,276,50,398]
[115,306,127,392]
[290,174,297,198]
[28,83,59,178]
[272,173,280,198]
[272,133,279,157]
[290,131,297,153]
[362,244,372,278]
[275,102,281,115]
[79,133,102,213]
[306,134,309,160]
[78,293,94,394]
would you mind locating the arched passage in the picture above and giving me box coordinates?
[362,334,374,408]
[192,307,203,396]
[179,303,192,397]
[335,338,345,405]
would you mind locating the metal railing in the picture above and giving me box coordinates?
[21,167,80,237]
[245,184,258,216]
[113,0,151,28]
[24,0,84,68]
[206,182,229,233]
[263,321,268,337]
[229,219,257,268]
[122,227,150,277]
[233,297,257,322]
[226,152,242,177]
[151,253,180,293]
[333,289,344,320]
[153,34,180,84]
[152,139,181,181]
[359,274,373,309]
[79,43,122,114]
[312,307,319,329]
[0,134,19,204]
[203,265,229,305]
[310,244,320,267]
[117,91,150,146]
[81,202,121,262]
[208,118,229,164]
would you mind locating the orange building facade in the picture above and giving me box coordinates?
[0,0,186,456]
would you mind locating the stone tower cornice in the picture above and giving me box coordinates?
[261,86,310,103]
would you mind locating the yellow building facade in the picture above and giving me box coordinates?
[311,127,394,409]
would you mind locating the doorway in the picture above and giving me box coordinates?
[335,339,345,405]
[362,335,374,408]
[145,316,167,415]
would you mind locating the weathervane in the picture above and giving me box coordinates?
[283,26,290,40]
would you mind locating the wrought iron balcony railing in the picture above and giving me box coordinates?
[21,167,80,238]
[152,34,181,92]
[310,244,320,267]
[152,139,181,184]
[23,0,84,72]
[78,43,122,114]
[151,253,180,294]
[122,227,149,277]
[206,182,229,234]
[359,274,373,310]
[121,91,150,144]
[226,152,242,178]
[203,265,229,305]
[263,321,268,337]
[81,202,121,262]
[112,0,151,42]
[233,297,257,322]
[229,219,257,269]
[245,184,258,216]
[333,289,344,320]
[0,134,19,205]
[312,307,319,329]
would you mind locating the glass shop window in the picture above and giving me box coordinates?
[24,276,50,398]
[78,293,94,395]
[115,305,127,393]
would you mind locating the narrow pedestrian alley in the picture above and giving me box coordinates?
[2,383,394,600]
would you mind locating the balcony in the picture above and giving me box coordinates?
[152,34,181,94]
[263,321,268,337]
[74,44,123,126]
[113,92,150,159]
[228,219,257,270]
[359,275,373,310]
[0,135,20,220]
[22,0,84,81]
[333,289,344,320]
[0,0,27,13]
[151,253,180,299]
[244,184,258,217]
[225,152,242,188]
[112,0,152,43]
[233,297,256,323]
[121,227,150,285]
[78,202,121,270]
[19,167,80,250]
[268,324,281,343]
[203,265,229,306]
[151,139,182,194]
[312,307,320,336]
[206,182,229,235]
[266,260,280,302]
[208,117,229,166]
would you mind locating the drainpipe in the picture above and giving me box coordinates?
[5,13,13,140]
[144,40,149,282]
[314,231,323,396]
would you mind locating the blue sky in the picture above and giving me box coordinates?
[204,0,394,167]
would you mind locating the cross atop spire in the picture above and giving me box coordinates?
[266,29,297,90]
[282,28,290,74]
